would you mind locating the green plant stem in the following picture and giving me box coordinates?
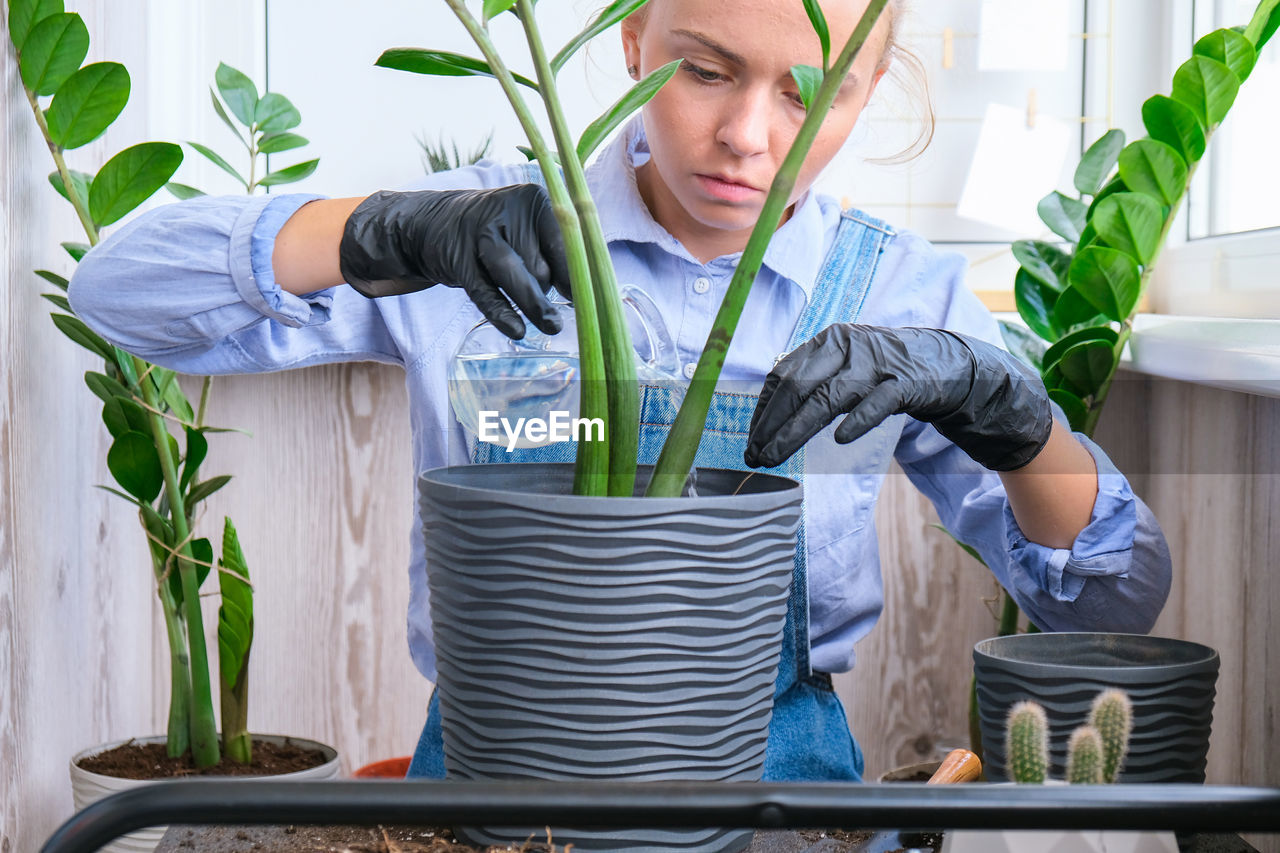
[196,375,213,429]
[646,0,891,497]
[138,364,220,767]
[1082,158,1200,437]
[22,76,220,766]
[155,562,193,758]
[221,648,252,763]
[997,591,1020,636]
[25,87,100,244]
[517,0,639,497]
[444,0,611,495]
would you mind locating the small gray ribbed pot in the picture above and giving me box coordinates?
[974,632,1219,783]
[419,463,802,853]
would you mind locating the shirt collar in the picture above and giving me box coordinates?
[584,117,828,300]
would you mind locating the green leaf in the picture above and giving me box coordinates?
[181,427,209,491]
[258,132,308,154]
[17,12,88,96]
[187,475,232,506]
[1014,268,1057,342]
[552,0,650,72]
[1042,325,1120,376]
[209,87,246,146]
[1142,94,1207,165]
[802,0,831,68]
[1051,287,1108,337]
[137,500,175,586]
[1048,388,1088,432]
[61,241,89,262]
[102,395,150,439]
[45,62,130,150]
[35,269,69,291]
[1195,28,1257,83]
[1085,175,1130,220]
[1037,191,1087,243]
[929,523,985,566]
[375,48,539,91]
[1055,340,1117,397]
[48,168,92,208]
[516,145,561,165]
[51,312,114,360]
[107,430,164,503]
[217,517,253,687]
[1074,129,1125,196]
[189,536,214,591]
[84,370,130,404]
[160,375,194,425]
[253,92,300,134]
[255,158,319,187]
[215,62,259,127]
[576,60,681,163]
[188,141,247,189]
[791,64,823,111]
[1117,139,1187,208]
[998,319,1048,371]
[166,182,206,200]
[1244,0,1280,50]
[41,292,71,312]
[96,483,143,506]
[1092,192,1163,266]
[483,0,518,23]
[8,0,65,52]
[1011,240,1070,292]
[1171,55,1239,130]
[89,142,184,227]
[1068,246,1142,323]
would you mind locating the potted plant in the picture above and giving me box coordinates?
[374,0,887,850]
[944,689,1179,853]
[971,632,1219,784]
[937,0,1278,765]
[4,4,338,847]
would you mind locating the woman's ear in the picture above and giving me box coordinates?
[863,64,890,108]
[620,14,643,76]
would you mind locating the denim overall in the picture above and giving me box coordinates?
[409,193,897,781]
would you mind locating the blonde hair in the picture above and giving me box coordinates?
[621,0,935,163]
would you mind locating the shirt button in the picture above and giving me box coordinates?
[683,363,697,379]
[692,276,711,294]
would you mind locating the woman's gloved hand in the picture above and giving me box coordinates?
[338,184,571,339]
[744,324,1054,471]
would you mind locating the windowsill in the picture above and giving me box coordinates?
[1124,315,1280,399]
[994,313,1280,400]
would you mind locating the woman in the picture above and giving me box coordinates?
[68,0,1171,780]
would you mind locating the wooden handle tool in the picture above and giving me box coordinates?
[927,748,982,784]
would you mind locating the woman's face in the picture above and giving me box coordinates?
[621,0,890,261]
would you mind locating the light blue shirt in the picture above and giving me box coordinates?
[68,119,1171,681]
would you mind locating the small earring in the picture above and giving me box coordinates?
[627,64,639,79]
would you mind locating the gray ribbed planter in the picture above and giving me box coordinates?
[973,633,1219,783]
[419,463,802,853]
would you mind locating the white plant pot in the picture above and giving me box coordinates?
[941,828,1179,853]
[69,734,340,853]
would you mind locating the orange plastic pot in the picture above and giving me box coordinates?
[352,756,411,779]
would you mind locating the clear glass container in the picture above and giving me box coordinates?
[448,286,682,449]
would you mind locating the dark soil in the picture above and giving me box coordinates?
[76,737,329,780]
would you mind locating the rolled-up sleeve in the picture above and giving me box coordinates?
[883,230,1171,633]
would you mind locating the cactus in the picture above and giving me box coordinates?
[1066,726,1105,784]
[1003,689,1134,784]
[1005,701,1049,783]
[1088,688,1133,783]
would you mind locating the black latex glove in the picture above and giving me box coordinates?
[745,324,1053,471]
[338,184,571,339]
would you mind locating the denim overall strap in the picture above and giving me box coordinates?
[412,206,895,781]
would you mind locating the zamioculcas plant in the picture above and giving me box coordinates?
[377,0,890,497]
[946,0,1279,758]
[5,0,315,768]
[1006,689,1133,784]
